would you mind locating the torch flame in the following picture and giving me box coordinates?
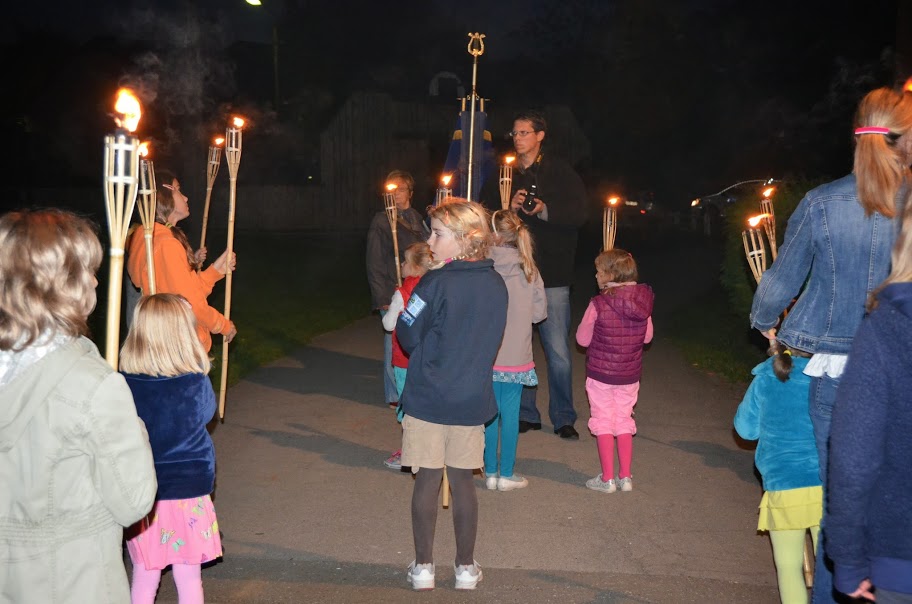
[904,77,912,94]
[747,213,771,228]
[113,88,142,133]
[385,183,398,192]
[213,136,225,146]
[441,174,452,186]
[504,155,516,165]
[231,116,246,129]
[607,196,620,207]
[138,141,150,157]
[762,186,775,198]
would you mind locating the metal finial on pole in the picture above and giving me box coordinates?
[465,32,485,201]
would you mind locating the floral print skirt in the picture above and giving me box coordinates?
[126,495,222,570]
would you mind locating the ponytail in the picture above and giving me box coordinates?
[491,209,540,283]
[769,341,810,382]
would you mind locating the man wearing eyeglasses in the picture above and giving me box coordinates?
[482,110,588,440]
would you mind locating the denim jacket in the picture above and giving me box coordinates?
[750,174,899,354]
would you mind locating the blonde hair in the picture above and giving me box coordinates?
[491,209,539,282]
[853,88,912,218]
[120,294,211,376]
[0,209,102,351]
[403,241,434,276]
[869,200,912,310]
[595,248,638,284]
[428,198,491,261]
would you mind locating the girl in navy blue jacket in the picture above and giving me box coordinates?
[396,199,508,591]
[735,342,821,604]
[120,294,221,604]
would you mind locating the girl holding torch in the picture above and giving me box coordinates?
[127,168,237,352]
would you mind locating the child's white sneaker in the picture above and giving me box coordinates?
[618,476,633,492]
[484,474,498,490]
[454,561,483,590]
[586,474,617,493]
[496,474,528,491]
[407,561,435,590]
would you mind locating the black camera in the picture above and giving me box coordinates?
[522,184,538,211]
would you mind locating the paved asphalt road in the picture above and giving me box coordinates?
[146,233,784,603]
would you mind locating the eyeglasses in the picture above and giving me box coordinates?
[510,130,537,138]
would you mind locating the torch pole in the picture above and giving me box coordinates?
[384,190,402,287]
[219,123,243,420]
[465,33,485,201]
[603,207,617,251]
[137,159,157,294]
[200,144,223,252]
[103,133,140,369]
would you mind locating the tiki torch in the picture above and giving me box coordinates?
[384,182,402,287]
[102,88,142,370]
[742,214,770,284]
[759,186,777,259]
[436,174,453,207]
[200,136,225,252]
[136,142,157,294]
[499,155,515,210]
[603,196,620,251]
[218,116,244,420]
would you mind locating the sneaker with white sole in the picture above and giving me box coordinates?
[454,561,483,590]
[618,476,633,492]
[384,450,402,470]
[407,561,434,590]
[496,474,528,491]
[484,474,498,490]
[586,474,617,493]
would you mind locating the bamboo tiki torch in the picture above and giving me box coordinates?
[760,186,777,260]
[137,142,157,294]
[384,182,402,287]
[742,214,770,284]
[499,156,515,210]
[200,136,224,252]
[436,174,453,207]
[218,116,245,420]
[102,88,142,370]
[603,196,619,251]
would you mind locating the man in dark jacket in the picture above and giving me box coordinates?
[481,110,588,439]
[365,170,428,408]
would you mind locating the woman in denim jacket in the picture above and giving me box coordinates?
[750,87,912,603]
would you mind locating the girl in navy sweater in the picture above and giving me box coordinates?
[735,343,821,604]
[120,294,221,604]
[576,249,654,493]
[396,199,507,591]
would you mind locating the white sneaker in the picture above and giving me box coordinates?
[407,561,434,590]
[496,474,528,491]
[454,561,483,590]
[586,474,617,493]
[485,474,498,490]
[618,476,633,492]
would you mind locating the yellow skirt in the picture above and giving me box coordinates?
[757,486,823,532]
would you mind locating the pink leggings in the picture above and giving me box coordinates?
[131,563,204,604]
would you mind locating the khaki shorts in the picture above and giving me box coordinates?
[400,414,484,474]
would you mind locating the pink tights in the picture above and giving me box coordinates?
[131,563,204,604]
[596,433,633,480]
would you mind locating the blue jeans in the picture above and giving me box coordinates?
[379,311,398,405]
[484,382,522,477]
[519,287,576,429]
[810,374,842,604]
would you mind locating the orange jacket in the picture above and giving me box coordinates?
[127,223,227,351]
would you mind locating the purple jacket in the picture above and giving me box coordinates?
[586,284,654,385]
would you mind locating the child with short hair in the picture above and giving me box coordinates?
[396,199,508,591]
[120,294,222,604]
[576,248,654,493]
[734,342,821,604]
[484,209,546,491]
[381,242,434,469]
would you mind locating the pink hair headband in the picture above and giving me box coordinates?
[854,127,891,135]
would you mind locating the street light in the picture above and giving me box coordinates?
[244,0,280,111]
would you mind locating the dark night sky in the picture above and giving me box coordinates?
[1,0,906,207]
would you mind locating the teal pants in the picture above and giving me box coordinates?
[484,382,522,478]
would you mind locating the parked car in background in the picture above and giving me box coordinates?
[690,178,777,237]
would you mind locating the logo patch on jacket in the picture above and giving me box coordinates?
[401,293,427,326]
